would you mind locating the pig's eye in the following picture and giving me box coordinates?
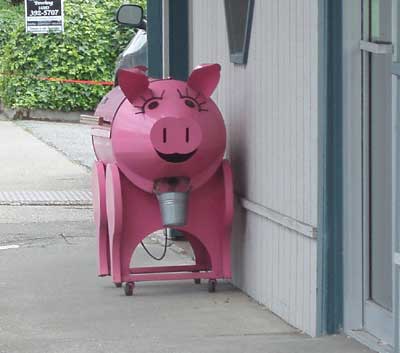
[185,99,196,109]
[147,101,159,110]
[134,90,165,115]
[177,88,208,112]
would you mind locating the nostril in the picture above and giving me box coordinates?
[163,128,167,143]
[186,128,189,143]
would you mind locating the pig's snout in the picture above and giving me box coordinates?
[150,117,202,159]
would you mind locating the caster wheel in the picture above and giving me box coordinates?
[114,282,122,288]
[124,282,135,296]
[194,278,201,284]
[208,279,217,293]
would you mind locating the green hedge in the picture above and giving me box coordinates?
[0,0,146,111]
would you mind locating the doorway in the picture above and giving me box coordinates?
[362,0,394,344]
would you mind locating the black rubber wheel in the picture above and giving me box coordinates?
[208,279,216,293]
[124,282,134,296]
[194,278,201,284]
[114,282,122,288]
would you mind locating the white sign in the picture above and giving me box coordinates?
[25,0,64,34]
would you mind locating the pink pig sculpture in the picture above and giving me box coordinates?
[91,64,234,295]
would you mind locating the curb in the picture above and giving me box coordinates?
[1,108,93,123]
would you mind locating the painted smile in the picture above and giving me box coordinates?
[156,150,197,163]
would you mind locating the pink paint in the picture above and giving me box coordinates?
[91,64,233,294]
[150,117,202,155]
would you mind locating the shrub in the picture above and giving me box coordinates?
[0,0,146,111]
[0,1,23,57]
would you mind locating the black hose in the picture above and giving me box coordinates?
[140,228,168,261]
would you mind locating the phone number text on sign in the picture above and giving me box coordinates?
[30,9,60,16]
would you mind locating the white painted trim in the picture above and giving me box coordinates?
[392,3,400,350]
[342,0,365,332]
[360,40,393,55]
[239,197,317,239]
[347,329,393,353]
[394,252,400,266]
[365,300,394,346]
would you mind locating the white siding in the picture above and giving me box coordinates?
[190,0,319,336]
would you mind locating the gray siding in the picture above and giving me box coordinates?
[190,0,319,336]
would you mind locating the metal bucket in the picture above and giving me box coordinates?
[156,191,189,227]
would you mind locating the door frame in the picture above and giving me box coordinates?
[363,0,394,344]
[392,2,400,352]
[342,0,364,333]
[343,0,396,350]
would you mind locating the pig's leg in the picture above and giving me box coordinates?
[222,160,234,278]
[105,163,124,285]
[92,161,110,276]
[184,233,211,284]
[184,232,211,267]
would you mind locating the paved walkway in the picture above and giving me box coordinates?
[0,121,90,191]
[0,121,375,353]
[16,120,95,170]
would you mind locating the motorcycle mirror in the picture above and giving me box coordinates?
[116,4,144,27]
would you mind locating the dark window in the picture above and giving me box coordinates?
[224,0,254,65]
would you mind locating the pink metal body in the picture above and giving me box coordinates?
[91,64,233,290]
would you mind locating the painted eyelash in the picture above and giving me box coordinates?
[134,90,165,115]
[177,88,208,112]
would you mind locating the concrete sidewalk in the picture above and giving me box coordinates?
[0,121,374,353]
[0,121,90,191]
[16,120,95,170]
[0,236,373,353]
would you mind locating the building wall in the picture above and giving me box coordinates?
[189,0,320,336]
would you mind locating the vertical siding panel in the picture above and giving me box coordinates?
[290,225,299,325]
[267,221,273,311]
[303,0,312,224]
[282,0,291,215]
[292,1,299,222]
[275,0,284,301]
[190,0,319,336]
[251,216,257,299]
[255,3,262,210]
[256,217,261,302]
[249,216,255,297]
[272,223,278,314]
[259,218,264,303]
[310,240,317,336]
[296,0,305,223]
[264,0,273,207]
[278,227,284,317]
[284,230,291,321]
[289,0,298,326]
[310,2,319,226]
[304,238,312,334]
[290,0,295,218]
[276,0,283,213]
[296,232,304,329]
[256,217,262,301]
[271,0,278,212]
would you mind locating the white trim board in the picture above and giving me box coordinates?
[239,196,317,239]
[347,329,393,353]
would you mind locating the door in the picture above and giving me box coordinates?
[362,0,394,346]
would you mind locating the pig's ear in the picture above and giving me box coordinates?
[118,67,149,103]
[187,64,221,98]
